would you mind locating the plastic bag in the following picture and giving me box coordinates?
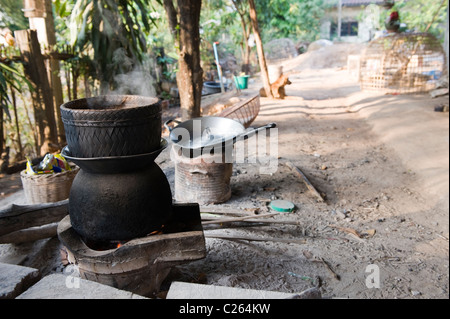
[26,153,72,175]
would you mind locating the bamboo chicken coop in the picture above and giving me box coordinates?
[360,33,446,94]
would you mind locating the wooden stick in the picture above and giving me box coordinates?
[202,212,280,225]
[223,218,302,226]
[205,234,307,245]
[329,225,361,237]
[329,225,364,243]
[285,162,325,202]
[303,251,340,281]
[202,216,303,227]
[201,211,246,218]
[200,207,259,216]
[320,257,340,281]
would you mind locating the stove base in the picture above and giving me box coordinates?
[58,204,206,297]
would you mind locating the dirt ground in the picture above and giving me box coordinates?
[159,66,449,299]
[0,46,448,299]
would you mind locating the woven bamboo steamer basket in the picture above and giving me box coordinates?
[60,95,162,158]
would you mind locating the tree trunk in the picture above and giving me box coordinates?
[0,105,4,157]
[43,0,65,144]
[241,26,251,74]
[10,87,23,160]
[26,0,66,145]
[163,0,204,120]
[446,3,449,76]
[72,67,79,100]
[15,30,59,155]
[232,0,251,74]
[84,73,92,98]
[163,0,179,38]
[248,0,273,98]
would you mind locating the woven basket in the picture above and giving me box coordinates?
[360,33,446,94]
[20,168,80,204]
[217,94,260,128]
[61,95,162,158]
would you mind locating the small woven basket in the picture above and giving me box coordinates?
[20,168,80,204]
[217,94,260,128]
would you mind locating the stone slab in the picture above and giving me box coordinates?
[167,281,319,299]
[16,274,147,299]
[0,262,41,299]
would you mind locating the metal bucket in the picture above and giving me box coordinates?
[172,147,232,205]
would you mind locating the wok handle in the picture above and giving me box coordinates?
[164,119,181,132]
[236,123,277,141]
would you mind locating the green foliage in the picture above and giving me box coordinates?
[387,0,448,40]
[0,0,29,31]
[202,0,326,61]
[0,61,31,120]
[201,0,326,74]
[200,1,236,74]
[256,0,326,42]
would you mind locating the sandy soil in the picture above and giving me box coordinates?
[163,66,449,299]
[0,47,448,299]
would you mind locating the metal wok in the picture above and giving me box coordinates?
[165,117,276,157]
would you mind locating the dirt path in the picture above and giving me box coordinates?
[169,68,449,299]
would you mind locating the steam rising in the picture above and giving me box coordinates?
[108,48,157,97]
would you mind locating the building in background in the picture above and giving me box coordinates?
[321,0,385,42]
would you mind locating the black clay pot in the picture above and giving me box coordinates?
[69,161,173,246]
[61,139,168,174]
[61,95,162,158]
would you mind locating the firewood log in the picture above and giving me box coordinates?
[0,200,68,237]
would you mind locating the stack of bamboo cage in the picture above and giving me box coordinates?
[360,33,446,94]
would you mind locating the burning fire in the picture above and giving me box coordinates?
[149,229,164,236]
[114,226,165,249]
[148,225,165,237]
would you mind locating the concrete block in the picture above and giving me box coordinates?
[167,281,307,299]
[0,262,41,299]
[16,274,147,299]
